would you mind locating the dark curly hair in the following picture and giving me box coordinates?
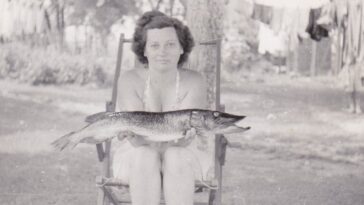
[132,10,195,68]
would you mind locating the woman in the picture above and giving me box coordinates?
[112,11,212,205]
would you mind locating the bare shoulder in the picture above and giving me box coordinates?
[120,68,145,83]
[179,68,206,87]
[118,68,147,99]
[117,68,145,110]
[178,68,207,109]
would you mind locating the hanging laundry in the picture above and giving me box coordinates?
[333,0,348,28]
[309,0,331,9]
[306,8,329,41]
[258,22,288,57]
[270,7,284,34]
[316,2,336,31]
[255,0,329,9]
[341,0,364,65]
[338,63,364,92]
[282,9,300,52]
[337,0,364,93]
[251,3,273,25]
[297,8,311,39]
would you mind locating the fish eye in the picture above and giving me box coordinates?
[213,112,220,117]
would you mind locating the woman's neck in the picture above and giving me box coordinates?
[148,67,178,87]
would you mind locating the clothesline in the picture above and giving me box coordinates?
[251,0,337,56]
[252,0,330,9]
[250,0,364,84]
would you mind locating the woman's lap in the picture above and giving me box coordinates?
[112,138,215,184]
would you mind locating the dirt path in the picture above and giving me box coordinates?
[0,78,363,205]
[221,77,364,204]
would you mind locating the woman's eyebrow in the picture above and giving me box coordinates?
[164,39,179,43]
[148,39,178,43]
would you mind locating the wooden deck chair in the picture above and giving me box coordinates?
[95,33,235,205]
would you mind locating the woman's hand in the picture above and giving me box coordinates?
[117,128,197,148]
[168,127,196,147]
[128,135,153,147]
[117,131,152,147]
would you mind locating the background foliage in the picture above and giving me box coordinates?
[0,0,264,86]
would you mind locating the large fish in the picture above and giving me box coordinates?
[52,109,250,151]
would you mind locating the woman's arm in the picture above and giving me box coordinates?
[117,71,144,111]
[117,70,151,146]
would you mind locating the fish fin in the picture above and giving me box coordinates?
[85,112,113,123]
[80,136,116,144]
[51,124,92,151]
[51,131,79,151]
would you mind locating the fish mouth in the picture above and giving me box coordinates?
[217,112,246,124]
[214,113,250,134]
[215,125,251,134]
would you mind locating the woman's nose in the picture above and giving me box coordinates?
[159,45,168,54]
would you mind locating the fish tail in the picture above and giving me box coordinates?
[51,131,79,151]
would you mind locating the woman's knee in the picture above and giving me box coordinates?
[131,146,161,171]
[163,147,193,175]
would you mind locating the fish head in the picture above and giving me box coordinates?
[192,110,250,134]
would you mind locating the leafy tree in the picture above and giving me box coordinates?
[187,0,224,109]
[66,0,139,33]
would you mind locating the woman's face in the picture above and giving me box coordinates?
[144,27,183,72]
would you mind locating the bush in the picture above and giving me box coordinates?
[0,43,114,87]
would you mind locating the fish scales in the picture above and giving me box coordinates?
[114,111,192,139]
[52,109,250,151]
[82,111,192,142]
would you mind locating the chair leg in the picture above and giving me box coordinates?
[208,189,216,205]
[104,187,122,205]
[97,187,109,205]
[211,135,227,205]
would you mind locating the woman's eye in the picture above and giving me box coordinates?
[150,44,159,49]
[166,42,176,47]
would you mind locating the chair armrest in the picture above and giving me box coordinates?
[106,101,114,112]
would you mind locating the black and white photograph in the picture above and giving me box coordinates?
[0,0,363,204]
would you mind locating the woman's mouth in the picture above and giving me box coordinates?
[157,59,169,64]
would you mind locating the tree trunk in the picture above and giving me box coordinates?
[186,0,224,109]
[55,0,65,50]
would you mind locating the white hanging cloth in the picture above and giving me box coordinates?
[254,0,330,9]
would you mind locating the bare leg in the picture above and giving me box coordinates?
[347,90,356,113]
[163,147,195,205]
[353,64,362,114]
[355,91,362,114]
[351,85,362,114]
[129,146,161,205]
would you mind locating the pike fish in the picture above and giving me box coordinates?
[51,109,250,151]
